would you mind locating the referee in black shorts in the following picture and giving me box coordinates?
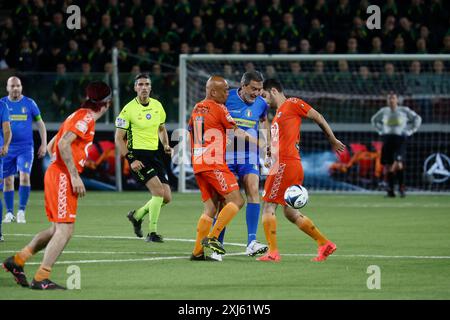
[115,73,172,242]
[371,92,422,197]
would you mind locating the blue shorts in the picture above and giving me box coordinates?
[228,163,259,180]
[3,145,34,177]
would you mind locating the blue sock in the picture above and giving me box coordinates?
[19,186,31,211]
[246,203,260,245]
[4,190,14,214]
[213,217,226,244]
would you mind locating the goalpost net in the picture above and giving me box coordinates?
[177,54,450,193]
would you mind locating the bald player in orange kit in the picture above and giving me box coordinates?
[189,76,259,260]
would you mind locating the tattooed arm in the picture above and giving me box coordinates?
[58,131,86,197]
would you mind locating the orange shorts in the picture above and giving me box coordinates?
[262,160,304,206]
[44,165,78,223]
[195,169,239,202]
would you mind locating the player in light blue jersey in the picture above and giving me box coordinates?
[213,71,271,260]
[0,100,12,240]
[1,77,47,224]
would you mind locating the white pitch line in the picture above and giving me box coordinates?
[0,250,191,255]
[4,233,450,261]
[4,233,247,247]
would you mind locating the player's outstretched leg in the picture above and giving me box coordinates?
[30,223,73,290]
[2,255,30,287]
[3,226,54,287]
[285,207,336,262]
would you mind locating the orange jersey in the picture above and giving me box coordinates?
[188,99,236,173]
[52,108,96,173]
[270,97,312,161]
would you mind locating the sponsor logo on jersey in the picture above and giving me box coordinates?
[75,120,88,134]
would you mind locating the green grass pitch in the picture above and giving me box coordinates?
[0,191,449,300]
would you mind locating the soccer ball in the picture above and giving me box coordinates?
[284,185,309,209]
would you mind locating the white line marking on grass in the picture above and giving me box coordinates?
[4,233,247,247]
[0,250,192,255]
[5,234,450,261]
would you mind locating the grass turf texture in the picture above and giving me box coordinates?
[0,192,449,299]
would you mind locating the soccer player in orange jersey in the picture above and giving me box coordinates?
[2,81,112,289]
[258,79,345,262]
[188,76,258,260]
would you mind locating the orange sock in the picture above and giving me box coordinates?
[34,265,51,282]
[14,246,34,267]
[262,214,278,253]
[208,202,239,239]
[295,215,328,246]
[193,214,213,256]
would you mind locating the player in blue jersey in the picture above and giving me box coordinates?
[0,100,12,240]
[212,71,271,260]
[1,77,47,224]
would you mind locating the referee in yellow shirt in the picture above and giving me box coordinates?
[115,73,172,242]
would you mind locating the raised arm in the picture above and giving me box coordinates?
[307,108,345,153]
[58,131,86,197]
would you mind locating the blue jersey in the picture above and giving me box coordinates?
[0,96,41,147]
[225,88,268,162]
[0,100,11,147]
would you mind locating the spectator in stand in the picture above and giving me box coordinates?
[298,39,311,54]
[404,61,433,121]
[347,37,359,54]
[65,39,83,72]
[267,0,284,29]
[255,42,266,54]
[393,35,407,54]
[242,0,260,30]
[280,13,300,47]
[322,40,337,54]
[371,37,383,54]
[51,63,72,119]
[234,24,251,52]
[88,39,108,72]
[416,38,428,54]
[308,18,326,53]
[97,14,115,49]
[212,19,231,53]
[440,35,450,54]
[289,0,309,31]
[379,63,404,94]
[187,16,207,53]
[16,38,36,72]
[258,15,276,52]
[142,15,160,54]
